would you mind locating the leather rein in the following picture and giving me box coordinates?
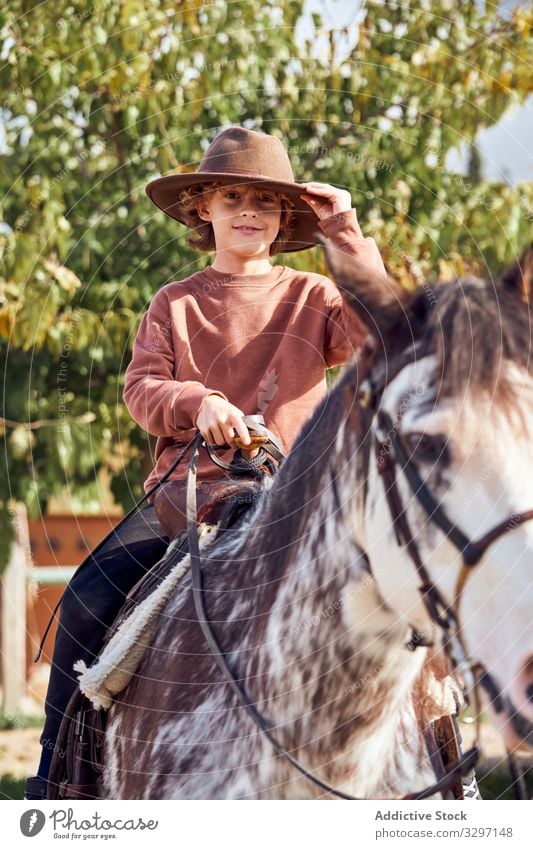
[185,415,480,800]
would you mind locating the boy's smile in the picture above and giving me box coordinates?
[233,223,265,234]
[197,184,283,273]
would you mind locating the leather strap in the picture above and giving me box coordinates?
[186,432,479,800]
[62,783,100,799]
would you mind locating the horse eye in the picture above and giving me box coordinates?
[402,432,450,465]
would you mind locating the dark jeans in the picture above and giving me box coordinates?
[36,503,170,778]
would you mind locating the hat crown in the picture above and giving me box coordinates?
[198,127,295,184]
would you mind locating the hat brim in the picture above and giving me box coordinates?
[145,172,322,254]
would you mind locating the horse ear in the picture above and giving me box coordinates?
[317,232,413,347]
[499,244,533,303]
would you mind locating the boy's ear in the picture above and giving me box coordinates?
[196,201,211,222]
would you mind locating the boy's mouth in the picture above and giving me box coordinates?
[233,225,263,234]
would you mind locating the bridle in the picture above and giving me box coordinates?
[184,414,479,800]
[374,405,533,615]
[359,361,533,799]
[364,374,533,668]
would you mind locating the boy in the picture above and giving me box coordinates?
[125,126,386,493]
[25,126,386,799]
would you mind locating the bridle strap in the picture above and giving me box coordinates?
[375,427,455,632]
[205,414,286,472]
[378,409,533,567]
[186,423,478,801]
[373,406,533,800]
[461,509,533,564]
[186,433,361,800]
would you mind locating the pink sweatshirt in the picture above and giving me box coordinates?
[123,210,386,492]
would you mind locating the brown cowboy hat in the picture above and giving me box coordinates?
[145,126,322,253]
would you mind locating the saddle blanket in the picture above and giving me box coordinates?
[74,523,218,710]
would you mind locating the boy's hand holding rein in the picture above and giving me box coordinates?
[195,394,260,458]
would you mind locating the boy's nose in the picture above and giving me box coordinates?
[237,207,261,222]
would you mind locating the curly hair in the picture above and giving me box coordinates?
[177,180,297,256]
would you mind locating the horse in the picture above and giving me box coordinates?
[100,243,533,799]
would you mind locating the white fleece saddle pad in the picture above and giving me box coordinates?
[74,523,218,710]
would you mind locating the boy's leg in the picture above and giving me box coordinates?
[25,504,170,799]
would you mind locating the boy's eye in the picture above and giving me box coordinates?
[222,190,276,203]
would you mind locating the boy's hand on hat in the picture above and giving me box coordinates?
[299,182,359,228]
[195,394,259,457]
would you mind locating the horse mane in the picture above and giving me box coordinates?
[408,276,533,423]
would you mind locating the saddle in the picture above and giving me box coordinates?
[152,475,262,540]
[152,428,272,540]
[46,467,267,799]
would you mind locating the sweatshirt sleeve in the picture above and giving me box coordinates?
[123,294,228,437]
[324,290,368,368]
[318,208,387,277]
[318,208,386,367]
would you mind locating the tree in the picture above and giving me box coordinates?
[1,0,532,565]
[467,144,483,183]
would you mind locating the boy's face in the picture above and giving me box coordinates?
[197,184,283,259]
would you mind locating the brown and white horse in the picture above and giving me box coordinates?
[102,244,533,799]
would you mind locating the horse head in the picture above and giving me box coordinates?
[322,239,533,754]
